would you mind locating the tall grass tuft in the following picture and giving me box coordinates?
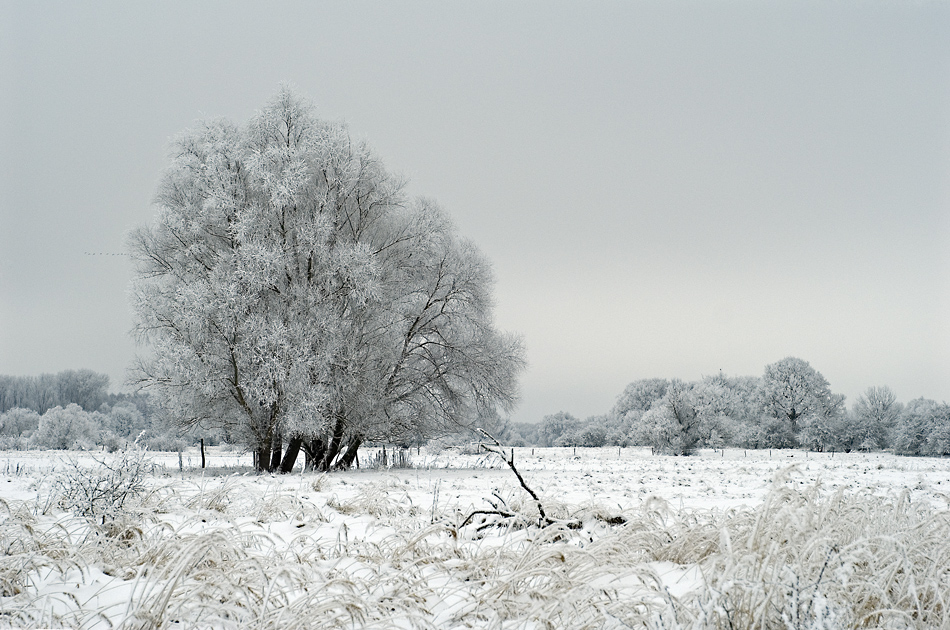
[647,473,950,628]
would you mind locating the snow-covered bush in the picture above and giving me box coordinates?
[53,445,153,526]
[0,407,40,437]
[144,433,189,453]
[30,404,99,450]
[0,408,40,448]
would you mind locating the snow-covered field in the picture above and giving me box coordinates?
[2,447,949,628]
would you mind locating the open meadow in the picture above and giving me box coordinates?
[2,446,950,629]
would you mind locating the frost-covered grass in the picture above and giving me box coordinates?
[2,447,950,628]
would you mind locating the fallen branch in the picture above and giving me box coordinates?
[476,428,554,527]
[467,431,628,530]
[459,509,516,528]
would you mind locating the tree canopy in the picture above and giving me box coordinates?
[129,88,525,471]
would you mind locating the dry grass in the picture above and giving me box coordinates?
[1,464,949,628]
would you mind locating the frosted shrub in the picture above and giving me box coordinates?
[145,433,189,453]
[30,403,99,450]
[0,435,29,450]
[0,407,40,437]
[53,445,153,526]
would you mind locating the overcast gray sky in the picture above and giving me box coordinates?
[1,1,948,423]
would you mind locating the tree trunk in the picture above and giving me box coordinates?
[279,434,303,473]
[302,436,326,472]
[269,431,283,472]
[255,444,271,473]
[336,436,363,470]
[320,416,347,471]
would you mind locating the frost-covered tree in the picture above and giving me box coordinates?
[611,378,670,421]
[694,373,764,448]
[759,357,843,450]
[891,398,950,456]
[301,209,525,471]
[0,407,41,448]
[0,374,51,414]
[797,396,847,452]
[924,404,950,456]
[93,402,157,452]
[102,403,148,439]
[129,88,524,472]
[576,417,608,447]
[609,378,670,444]
[507,421,539,446]
[537,411,580,447]
[637,380,702,455]
[850,386,902,451]
[551,416,608,448]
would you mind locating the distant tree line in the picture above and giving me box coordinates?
[5,358,948,461]
[503,357,950,457]
[0,370,201,452]
[0,369,111,414]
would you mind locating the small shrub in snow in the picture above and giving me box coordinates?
[0,435,29,450]
[53,445,153,525]
[144,433,189,453]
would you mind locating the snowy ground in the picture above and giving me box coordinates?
[2,447,949,628]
